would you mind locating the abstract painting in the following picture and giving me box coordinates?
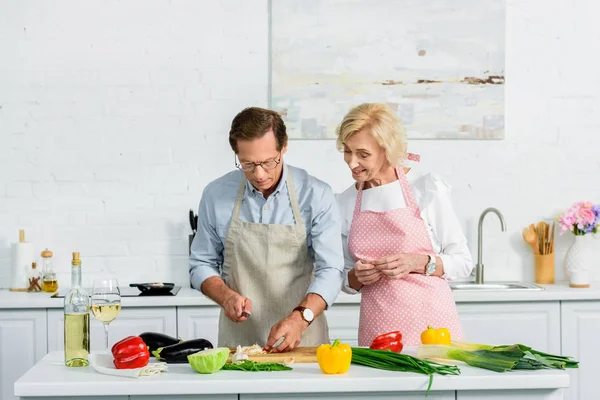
[270,0,505,139]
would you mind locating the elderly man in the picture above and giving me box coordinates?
[189,107,344,352]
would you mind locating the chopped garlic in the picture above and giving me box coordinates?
[232,345,249,362]
[240,344,267,355]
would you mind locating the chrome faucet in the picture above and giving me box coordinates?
[475,208,507,284]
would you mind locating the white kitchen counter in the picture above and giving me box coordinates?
[14,351,569,398]
[2,281,600,309]
[0,287,216,309]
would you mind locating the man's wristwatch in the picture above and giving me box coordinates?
[425,255,437,276]
[293,306,314,325]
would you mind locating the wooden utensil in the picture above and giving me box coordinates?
[529,223,539,254]
[550,222,555,253]
[535,223,543,254]
[536,221,548,255]
[522,226,539,254]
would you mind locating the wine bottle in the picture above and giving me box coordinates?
[64,252,90,367]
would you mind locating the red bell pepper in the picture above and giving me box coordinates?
[369,330,403,353]
[111,336,150,369]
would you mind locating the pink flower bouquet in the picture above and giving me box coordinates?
[558,201,600,235]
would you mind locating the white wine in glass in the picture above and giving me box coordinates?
[91,279,121,353]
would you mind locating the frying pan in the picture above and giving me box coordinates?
[129,282,175,295]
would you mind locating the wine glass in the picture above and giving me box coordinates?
[91,279,121,353]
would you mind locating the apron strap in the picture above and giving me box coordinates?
[285,169,305,226]
[231,174,247,222]
[352,182,365,219]
[395,166,418,210]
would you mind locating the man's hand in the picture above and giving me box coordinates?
[222,292,252,322]
[201,277,252,323]
[372,253,428,279]
[353,259,382,285]
[264,312,307,353]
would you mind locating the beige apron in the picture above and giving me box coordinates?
[217,172,330,348]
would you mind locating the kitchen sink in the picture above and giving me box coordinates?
[449,281,544,291]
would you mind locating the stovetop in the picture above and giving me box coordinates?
[51,286,181,298]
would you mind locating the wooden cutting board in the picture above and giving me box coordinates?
[228,346,319,363]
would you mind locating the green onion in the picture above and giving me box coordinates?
[351,347,460,396]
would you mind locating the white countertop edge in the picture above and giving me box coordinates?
[3,282,600,309]
[14,352,570,397]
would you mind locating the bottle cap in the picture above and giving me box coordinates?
[41,249,53,258]
[32,262,37,269]
[72,252,81,266]
[19,229,25,243]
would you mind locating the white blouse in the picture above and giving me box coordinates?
[336,168,474,294]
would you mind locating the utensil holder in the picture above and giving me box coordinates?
[534,253,555,284]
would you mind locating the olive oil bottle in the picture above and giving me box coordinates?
[64,252,90,367]
[41,249,58,293]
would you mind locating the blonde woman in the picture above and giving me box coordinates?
[336,103,473,346]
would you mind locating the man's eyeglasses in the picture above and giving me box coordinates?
[235,153,282,172]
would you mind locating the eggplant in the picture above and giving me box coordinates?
[139,332,182,353]
[152,338,214,363]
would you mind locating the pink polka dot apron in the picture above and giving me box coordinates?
[348,163,463,347]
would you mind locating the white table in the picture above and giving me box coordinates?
[15,351,569,400]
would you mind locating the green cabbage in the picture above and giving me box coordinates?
[187,347,229,374]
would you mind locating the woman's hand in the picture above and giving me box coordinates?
[372,253,429,279]
[353,259,382,286]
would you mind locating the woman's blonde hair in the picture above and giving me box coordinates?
[336,103,407,166]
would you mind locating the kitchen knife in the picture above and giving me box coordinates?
[189,209,196,233]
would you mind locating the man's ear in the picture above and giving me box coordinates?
[281,144,288,156]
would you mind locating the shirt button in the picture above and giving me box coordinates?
[264,206,269,210]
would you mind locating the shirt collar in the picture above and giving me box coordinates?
[245,162,288,197]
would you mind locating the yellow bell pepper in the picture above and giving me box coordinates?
[420,326,451,345]
[316,339,352,374]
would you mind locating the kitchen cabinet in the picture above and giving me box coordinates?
[0,309,46,400]
[457,389,564,399]
[132,396,235,400]
[324,303,361,346]
[47,307,176,352]
[177,306,220,345]
[241,393,454,399]
[456,302,561,353]
[561,301,600,400]
[24,398,126,400]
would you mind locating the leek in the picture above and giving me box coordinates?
[451,340,579,369]
[417,344,521,372]
[416,340,579,372]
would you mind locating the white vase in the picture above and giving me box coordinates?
[564,235,596,288]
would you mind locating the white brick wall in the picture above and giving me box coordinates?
[1,0,599,289]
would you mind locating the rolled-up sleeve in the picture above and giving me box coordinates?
[189,186,224,291]
[341,231,360,294]
[334,191,360,295]
[425,176,474,280]
[306,185,344,307]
